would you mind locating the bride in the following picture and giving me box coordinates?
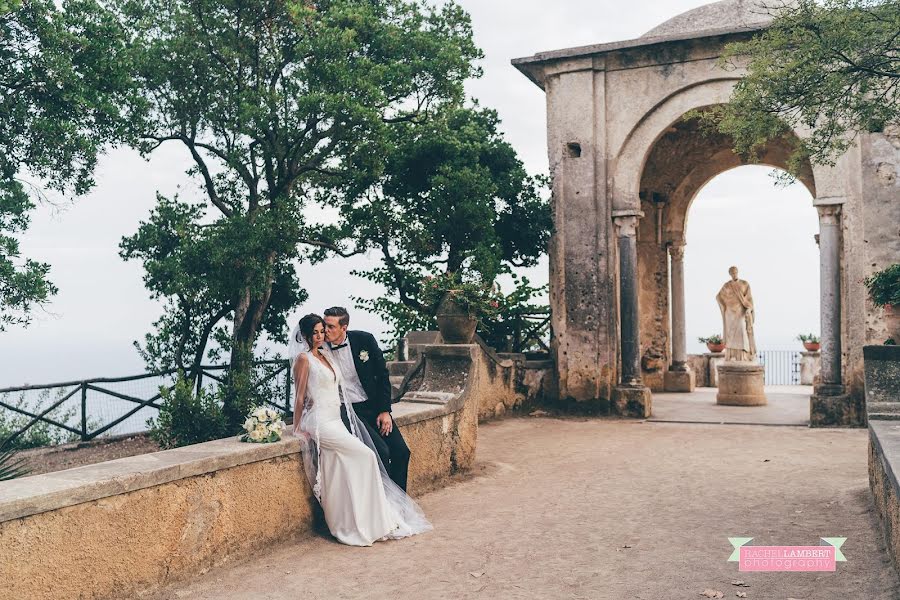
[288,313,432,546]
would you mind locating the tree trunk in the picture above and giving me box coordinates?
[223,254,278,428]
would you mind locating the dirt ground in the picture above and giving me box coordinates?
[17,434,159,476]
[152,416,900,600]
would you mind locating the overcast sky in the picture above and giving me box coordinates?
[0,0,820,387]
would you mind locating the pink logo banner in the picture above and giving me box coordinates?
[739,546,835,572]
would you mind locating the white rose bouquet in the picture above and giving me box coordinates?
[240,406,285,443]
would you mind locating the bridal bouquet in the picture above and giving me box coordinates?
[240,406,285,443]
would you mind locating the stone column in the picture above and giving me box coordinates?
[817,205,843,391]
[664,243,695,392]
[612,212,651,417]
[810,203,859,426]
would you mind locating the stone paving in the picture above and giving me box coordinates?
[155,409,899,600]
[650,385,812,426]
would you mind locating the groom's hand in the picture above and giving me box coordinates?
[376,412,393,436]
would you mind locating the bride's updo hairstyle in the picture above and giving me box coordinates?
[298,313,325,348]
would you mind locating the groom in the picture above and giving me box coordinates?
[323,306,410,492]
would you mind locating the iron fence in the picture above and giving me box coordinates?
[0,361,292,449]
[756,350,802,385]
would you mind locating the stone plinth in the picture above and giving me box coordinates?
[612,385,652,418]
[708,353,725,387]
[664,368,696,392]
[716,362,767,406]
[800,351,821,386]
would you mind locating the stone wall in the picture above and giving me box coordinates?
[0,343,503,600]
[869,422,900,577]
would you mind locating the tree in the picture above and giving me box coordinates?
[706,0,899,174]
[326,104,551,340]
[114,0,481,426]
[0,0,130,330]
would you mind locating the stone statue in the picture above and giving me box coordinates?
[716,266,757,362]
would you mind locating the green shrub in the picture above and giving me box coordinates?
[147,377,228,449]
[865,264,900,307]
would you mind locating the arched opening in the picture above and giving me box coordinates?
[685,166,819,375]
[634,110,819,421]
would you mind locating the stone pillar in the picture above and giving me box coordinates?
[799,351,821,386]
[612,212,651,417]
[664,243,695,392]
[818,205,843,391]
[810,204,862,426]
[542,61,617,408]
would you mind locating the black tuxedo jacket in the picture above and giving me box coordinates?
[343,330,393,415]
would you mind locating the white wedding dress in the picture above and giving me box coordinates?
[291,348,432,546]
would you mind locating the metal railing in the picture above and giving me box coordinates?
[756,350,802,385]
[0,360,292,448]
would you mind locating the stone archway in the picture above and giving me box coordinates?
[512,0,896,426]
[635,109,816,393]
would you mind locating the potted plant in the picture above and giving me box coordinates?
[797,333,820,352]
[864,263,900,344]
[698,335,725,353]
[420,273,499,344]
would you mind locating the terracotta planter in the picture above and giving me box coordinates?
[803,342,821,352]
[706,342,725,353]
[885,304,900,343]
[436,293,477,344]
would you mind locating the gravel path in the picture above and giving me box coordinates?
[155,416,899,600]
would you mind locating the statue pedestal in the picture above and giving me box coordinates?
[716,362,767,406]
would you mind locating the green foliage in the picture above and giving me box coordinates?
[119,195,306,374]
[865,263,900,307]
[797,333,820,343]
[146,377,228,449]
[111,0,481,427]
[0,0,132,330]
[0,445,27,480]
[702,0,900,175]
[478,275,550,353]
[334,104,551,341]
[419,272,500,319]
[698,335,723,345]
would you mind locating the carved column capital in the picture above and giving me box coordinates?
[816,204,842,225]
[613,215,640,238]
[668,242,686,262]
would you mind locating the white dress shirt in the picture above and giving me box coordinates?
[328,334,368,404]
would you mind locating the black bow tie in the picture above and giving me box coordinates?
[330,343,348,350]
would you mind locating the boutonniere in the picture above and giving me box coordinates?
[359,350,370,363]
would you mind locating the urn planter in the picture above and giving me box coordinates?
[706,342,725,353]
[803,341,821,352]
[436,293,477,344]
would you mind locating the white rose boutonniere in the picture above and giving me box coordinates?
[359,350,370,363]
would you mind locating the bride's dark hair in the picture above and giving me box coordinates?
[298,313,325,348]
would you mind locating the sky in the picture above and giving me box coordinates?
[0,0,820,388]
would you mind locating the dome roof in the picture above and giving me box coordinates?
[642,0,779,38]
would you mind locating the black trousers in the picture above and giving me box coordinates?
[340,403,410,492]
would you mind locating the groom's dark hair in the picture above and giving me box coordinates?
[324,306,350,327]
